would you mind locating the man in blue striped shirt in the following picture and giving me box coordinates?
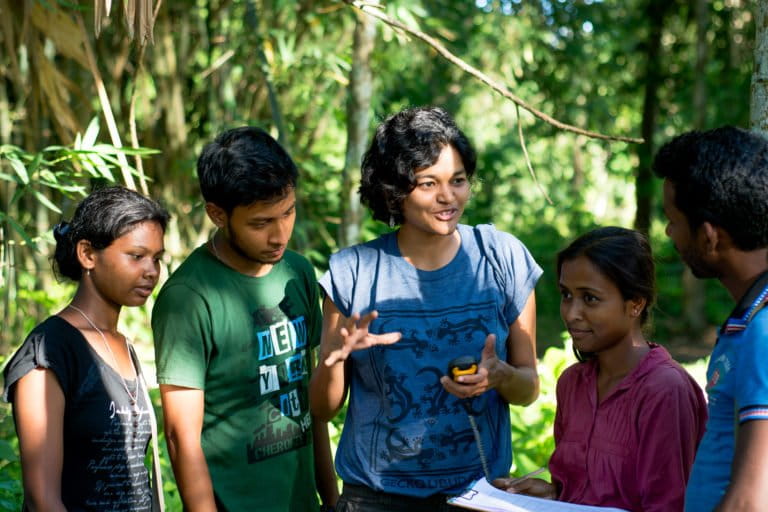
[655,126,768,512]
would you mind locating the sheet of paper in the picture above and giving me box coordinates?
[447,478,630,512]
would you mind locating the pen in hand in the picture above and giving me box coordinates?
[506,467,546,486]
[492,467,556,499]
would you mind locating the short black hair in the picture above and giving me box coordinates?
[653,126,768,250]
[197,126,298,213]
[359,106,477,225]
[557,227,656,362]
[53,186,169,281]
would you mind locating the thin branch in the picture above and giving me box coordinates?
[201,49,235,79]
[128,73,148,194]
[341,0,644,144]
[516,104,552,204]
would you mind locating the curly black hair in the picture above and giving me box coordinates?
[359,106,477,225]
[653,126,768,250]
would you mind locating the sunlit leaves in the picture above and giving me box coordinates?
[0,121,158,248]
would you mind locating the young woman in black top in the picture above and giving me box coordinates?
[3,186,168,511]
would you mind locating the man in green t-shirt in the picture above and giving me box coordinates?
[152,127,338,511]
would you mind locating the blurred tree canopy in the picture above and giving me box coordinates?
[0,0,755,359]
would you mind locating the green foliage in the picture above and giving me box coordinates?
[0,405,22,510]
[0,123,161,355]
[0,118,157,214]
[2,0,751,353]
[508,337,574,479]
[0,0,750,505]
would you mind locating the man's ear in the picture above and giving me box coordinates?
[205,203,227,229]
[76,239,96,272]
[700,221,731,255]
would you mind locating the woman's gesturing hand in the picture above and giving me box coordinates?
[323,310,402,366]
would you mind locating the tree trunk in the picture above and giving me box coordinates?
[751,0,768,135]
[339,7,376,248]
[633,0,667,234]
[158,13,188,154]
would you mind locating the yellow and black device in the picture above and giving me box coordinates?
[448,355,479,381]
[446,355,491,481]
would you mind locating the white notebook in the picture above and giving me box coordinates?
[447,478,630,512]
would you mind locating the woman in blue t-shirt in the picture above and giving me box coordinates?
[310,106,542,511]
[3,186,168,511]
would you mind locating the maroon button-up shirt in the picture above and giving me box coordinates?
[549,345,707,512]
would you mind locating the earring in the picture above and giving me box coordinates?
[389,215,395,229]
[85,269,91,276]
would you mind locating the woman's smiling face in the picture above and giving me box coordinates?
[400,144,470,238]
[559,255,641,355]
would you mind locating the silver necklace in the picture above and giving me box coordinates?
[67,304,139,409]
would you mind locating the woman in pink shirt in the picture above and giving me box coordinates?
[494,227,707,512]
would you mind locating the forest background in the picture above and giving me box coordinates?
[0,0,758,508]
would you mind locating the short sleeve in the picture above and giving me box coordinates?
[475,224,543,325]
[3,318,77,402]
[152,283,212,389]
[318,247,360,318]
[734,310,768,423]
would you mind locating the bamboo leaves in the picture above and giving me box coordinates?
[0,122,157,216]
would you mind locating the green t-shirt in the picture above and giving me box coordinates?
[152,246,322,511]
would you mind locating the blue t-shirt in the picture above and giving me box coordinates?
[685,273,768,511]
[319,224,542,497]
